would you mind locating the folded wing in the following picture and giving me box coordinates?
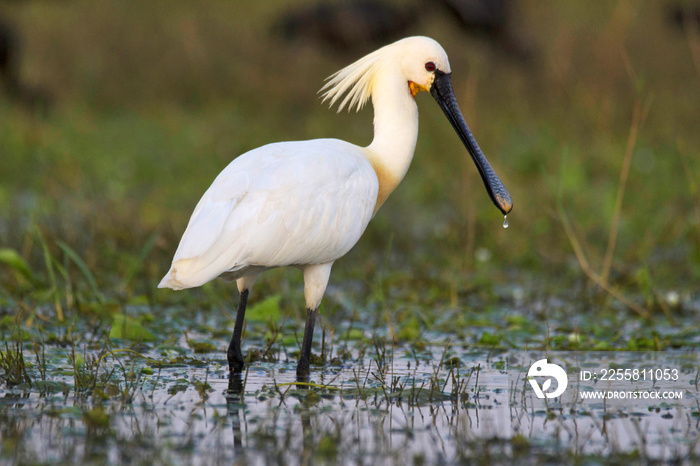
[159,139,378,289]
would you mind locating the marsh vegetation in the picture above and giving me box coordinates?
[1,1,699,463]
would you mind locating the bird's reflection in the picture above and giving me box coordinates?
[225,369,317,460]
[225,374,245,452]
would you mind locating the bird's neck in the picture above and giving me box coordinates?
[365,74,419,213]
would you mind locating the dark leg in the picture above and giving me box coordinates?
[296,307,318,379]
[227,289,249,373]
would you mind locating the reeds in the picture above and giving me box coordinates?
[557,98,652,319]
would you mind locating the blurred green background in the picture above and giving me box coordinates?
[1,0,698,320]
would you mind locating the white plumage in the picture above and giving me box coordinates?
[158,36,512,378]
[160,139,377,293]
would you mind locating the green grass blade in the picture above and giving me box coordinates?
[120,233,159,291]
[34,226,63,321]
[56,240,105,304]
[0,248,37,285]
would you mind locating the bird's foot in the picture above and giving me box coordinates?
[226,374,245,398]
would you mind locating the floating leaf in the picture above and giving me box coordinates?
[110,314,155,342]
[168,382,188,396]
[246,295,281,323]
[187,340,217,354]
[478,332,502,346]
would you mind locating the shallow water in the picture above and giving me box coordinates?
[2,337,699,464]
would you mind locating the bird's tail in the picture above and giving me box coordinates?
[158,266,189,290]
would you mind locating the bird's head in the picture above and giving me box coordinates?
[322,36,513,216]
[403,38,513,216]
[394,37,452,97]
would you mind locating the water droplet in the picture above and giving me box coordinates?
[503,216,509,229]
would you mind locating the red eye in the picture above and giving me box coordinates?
[425,61,436,72]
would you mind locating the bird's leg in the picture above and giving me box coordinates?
[297,262,332,380]
[296,307,318,379]
[227,289,249,373]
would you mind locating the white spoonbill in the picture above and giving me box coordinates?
[159,36,512,379]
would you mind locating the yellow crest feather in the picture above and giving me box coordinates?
[320,46,388,113]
